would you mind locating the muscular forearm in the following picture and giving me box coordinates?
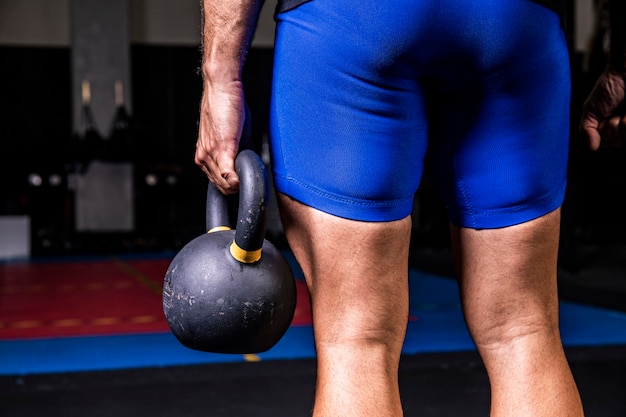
[200,0,265,82]
[608,0,626,71]
[195,0,264,193]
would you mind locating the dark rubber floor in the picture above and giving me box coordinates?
[1,346,625,416]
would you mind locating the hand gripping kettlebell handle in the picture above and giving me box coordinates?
[205,149,270,264]
[205,102,254,234]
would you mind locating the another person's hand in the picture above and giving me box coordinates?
[195,81,246,194]
[580,67,626,150]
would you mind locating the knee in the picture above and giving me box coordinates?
[464,300,560,352]
[315,321,408,359]
[313,297,409,342]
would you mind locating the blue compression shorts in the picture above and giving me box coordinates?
[269,0,571,229]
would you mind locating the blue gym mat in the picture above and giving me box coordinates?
[1,266,625,376]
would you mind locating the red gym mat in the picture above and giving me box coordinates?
[0,257,311,340]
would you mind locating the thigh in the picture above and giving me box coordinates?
[276,193,412,334]
[451,208,562,341]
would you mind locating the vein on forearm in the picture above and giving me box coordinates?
[200,0,265,80]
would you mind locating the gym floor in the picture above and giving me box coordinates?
[1,241,625,416]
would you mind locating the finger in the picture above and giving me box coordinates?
[580,115,602,151]
[599,116,626,148]
[195,148,239,195]
[202,163,239,195]
[582,127,602,151]
[216,154,239,190]
[619,114,626,147]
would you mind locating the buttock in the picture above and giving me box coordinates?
[269,0,571,228]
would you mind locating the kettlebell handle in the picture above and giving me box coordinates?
[205,183,230,233]
[205,150,269,264]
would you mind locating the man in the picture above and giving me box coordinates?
[195,0,624,415]
[581,0,626,149]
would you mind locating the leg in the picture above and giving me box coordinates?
[452,209,584,416]
[278,193,411,417]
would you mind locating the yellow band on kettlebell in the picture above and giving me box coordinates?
[207,226,232,234]
[230,241,262,263]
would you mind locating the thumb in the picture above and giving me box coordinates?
[580,115,602,151]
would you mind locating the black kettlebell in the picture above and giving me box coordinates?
[162,149,297,354]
